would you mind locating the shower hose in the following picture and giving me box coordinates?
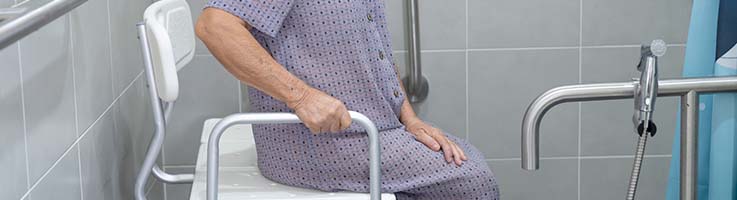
[626,121,657,200]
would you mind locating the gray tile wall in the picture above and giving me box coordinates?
[160,0,693,199]
[387,0,691,199]
[0,0,183,199]
[0,0,685,199]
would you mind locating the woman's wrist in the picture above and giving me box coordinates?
[399,99,421,125]
[283,77,313,110]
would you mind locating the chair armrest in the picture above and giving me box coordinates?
[206,111,382,200]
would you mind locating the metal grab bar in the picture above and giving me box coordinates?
[402,0,429,103]
[0,0,87,49]
[206,111,382,200]
[521,75,737,200]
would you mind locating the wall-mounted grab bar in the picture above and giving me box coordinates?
[0,0,87,50]
[402,0,429,103]
[521,75,737,200]
[0,8,26,24]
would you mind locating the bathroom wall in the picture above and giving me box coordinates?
[0,0,689,200]
[385,0,691,199]
[152,0,693,199]
[0,0,181,199]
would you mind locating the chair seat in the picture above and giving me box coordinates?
[190,119,396,200]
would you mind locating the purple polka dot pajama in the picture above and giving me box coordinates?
[204,0,500,199]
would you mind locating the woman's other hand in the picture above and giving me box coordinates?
[404,118,468,166]
[288,87,352,134]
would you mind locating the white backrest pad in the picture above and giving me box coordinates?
[143,0,196,102]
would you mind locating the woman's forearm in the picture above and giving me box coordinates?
[195,8,309,107]
[393,64,420,124]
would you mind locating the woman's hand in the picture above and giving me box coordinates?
[288,87,352,134]
[404,117,468,166]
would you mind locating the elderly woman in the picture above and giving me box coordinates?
[195,0,499,199]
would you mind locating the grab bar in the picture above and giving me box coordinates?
[0,8,26,23]
[206,111,382,200]
[0,0,87,49]
[402,0,429,103]
[521,75,737,200]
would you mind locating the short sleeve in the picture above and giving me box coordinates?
[205,0,294,37]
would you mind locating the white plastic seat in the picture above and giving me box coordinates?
[189,119,397,200]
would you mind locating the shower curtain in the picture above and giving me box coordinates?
[665,0,737,199]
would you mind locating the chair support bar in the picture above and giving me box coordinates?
[206,112,382,200]
[134,23,194,200]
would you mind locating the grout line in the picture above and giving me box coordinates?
[391,44,689,53]
[580,154,673,159]
[145,181,157,197]
[577,0,583,199]
[163,165,196,169]
[485,154,673,161]
[19,134,81,200]
[17,40,31,191]
[13,0,30,7]
[581,44,687,49]
[105,0,116,99]
[69,14,85,200]
[464,0,469,140]
[421,49,466,53]
[468,46,580,52]
[19,71,145,200]
[69,15,80,137]
[76,145,84,200]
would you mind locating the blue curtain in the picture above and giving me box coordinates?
[665,0,737,199]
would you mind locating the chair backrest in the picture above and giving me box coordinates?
[143,0,196,102]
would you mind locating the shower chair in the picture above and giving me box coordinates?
[133,0,394,199]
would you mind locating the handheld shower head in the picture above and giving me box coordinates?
[633,40,666,135]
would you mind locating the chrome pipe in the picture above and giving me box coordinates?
[207,111,382,200]
[0,0,87,49]
[163,101,174,123]
[680,91,698,200]
[152,164,194,184]
[134,23,194,200]
[521,76,737,170]
[402,0,429,103]
[134,23,166,200]
[406,0,421,91]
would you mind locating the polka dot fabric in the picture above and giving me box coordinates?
[205,0,499,199]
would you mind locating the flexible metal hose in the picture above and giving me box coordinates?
[626,132,648,200]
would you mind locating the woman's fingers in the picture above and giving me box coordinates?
[450,142,463,166]
[412,128,441,151]
[429,130,453,163]
[456,142,468,161]
[338,111,352,131]
[451,144,462,166]
[291,87,352,134]
[404,119,468,165]
[328,119,340,133]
